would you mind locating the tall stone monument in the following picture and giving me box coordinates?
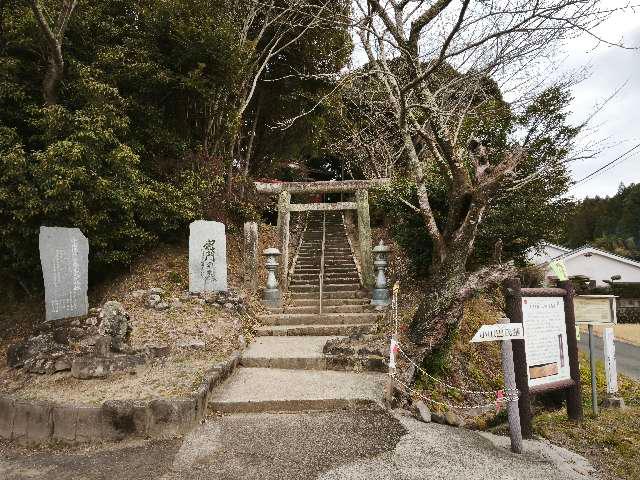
[39,227,89,321]
[189,221,227,293]
[243,221,259,292]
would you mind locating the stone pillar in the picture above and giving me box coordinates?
[262,248,282,307]
[277,191,291,290]
[356,189,374,288]
[243,222,258,292]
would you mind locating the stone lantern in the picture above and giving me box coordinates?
[262,248,282,307]
[371,240,391,306]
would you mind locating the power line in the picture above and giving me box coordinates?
[574,142,640,184]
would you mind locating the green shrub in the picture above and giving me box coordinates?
[0,87,218,288]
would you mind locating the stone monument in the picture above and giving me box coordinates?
[39,227,89,321]
[189,221,227,293]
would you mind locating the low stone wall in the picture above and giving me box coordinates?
[0,351,240,445]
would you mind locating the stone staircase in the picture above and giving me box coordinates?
[209,211,386,413]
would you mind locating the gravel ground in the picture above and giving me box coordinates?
[0,410,597,480]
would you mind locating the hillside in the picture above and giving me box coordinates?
[0,224,277,403]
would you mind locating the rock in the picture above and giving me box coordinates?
[155,301,170,311]
[431,412,446,424]
[79,336,99,347]
[176,338,206,349]
[223,302,234,311]
[85,317,98,326]
[131,289,147,299]
[7,343,28,368]
[149,287,164,295]
[71,354,147,380]
[413,401,432,423]
[54,357,72,372]
[67,327,87,340]
[142,345,171,358]
[393,408,413,418]
[98,301,132,348]
[94,335,112,356]
[444,411,463,427]
[170,298,182,308]
[71,319,81,327]
[147,294,161,308]
[7,333,68,372]
[238,335,246,349]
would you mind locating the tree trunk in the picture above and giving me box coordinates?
[409,246,468,343]
[43,54,63,105]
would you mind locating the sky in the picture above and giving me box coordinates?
[555,5,640,199]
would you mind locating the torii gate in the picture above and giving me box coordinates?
[254,179,390,289]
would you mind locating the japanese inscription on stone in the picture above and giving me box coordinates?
[189,221,227,293]
[39,227,89,321]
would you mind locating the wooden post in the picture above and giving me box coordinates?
[243,222,259,292]
[499,317,523,454]
[355,189,374,288]
[277,190,291,290]
[503,278,533,438]
[558,280,583,421]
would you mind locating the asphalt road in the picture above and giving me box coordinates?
[578,333,640,379]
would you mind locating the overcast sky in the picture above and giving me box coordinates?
[560,5,640,199]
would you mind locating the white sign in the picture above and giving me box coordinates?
[470,323,524,343]
[603,328,619,395]
[574,295,617,325]
[522,297,571,388]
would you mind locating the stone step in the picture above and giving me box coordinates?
[240,336,338,370]
[282,304,372,314]
[293,271,358,277]
[259,312,380,326]
[295,261,356,267]
[290,274,360,281]
[254,323,377,336]
[290,276,359,284]
[264,298,369,312]
[290,291,363,300]
[239,337,385,372]
[289,298,370,307]
[208,368,386,413]
[289,284,360,293]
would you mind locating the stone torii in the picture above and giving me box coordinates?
[254,179,390,290]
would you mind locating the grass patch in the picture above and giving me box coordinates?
[533,356,640,480]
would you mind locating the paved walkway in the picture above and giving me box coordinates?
[0,411,596,480]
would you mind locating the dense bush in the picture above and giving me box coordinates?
[0,83,220,287]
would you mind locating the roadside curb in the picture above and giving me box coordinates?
[0,350,241,445]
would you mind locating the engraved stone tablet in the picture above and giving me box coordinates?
[189,221,227,293]
[39,227,89,321]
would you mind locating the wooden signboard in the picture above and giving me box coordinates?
[574,295,617,325]
[504,278,583,438]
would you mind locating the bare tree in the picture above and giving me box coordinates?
[199,0,346,196]
[29,0,77,105]
[345,0,624,368]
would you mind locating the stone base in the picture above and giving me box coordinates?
[370,288,390,307]
[263,289,282,308]
[602,396,626,409]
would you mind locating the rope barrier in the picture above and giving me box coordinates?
[387,282,519,413]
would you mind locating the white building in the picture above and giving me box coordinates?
[528,243,640,287]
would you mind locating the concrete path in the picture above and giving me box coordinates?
[578,333,640,379]
[0,411,597,480]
